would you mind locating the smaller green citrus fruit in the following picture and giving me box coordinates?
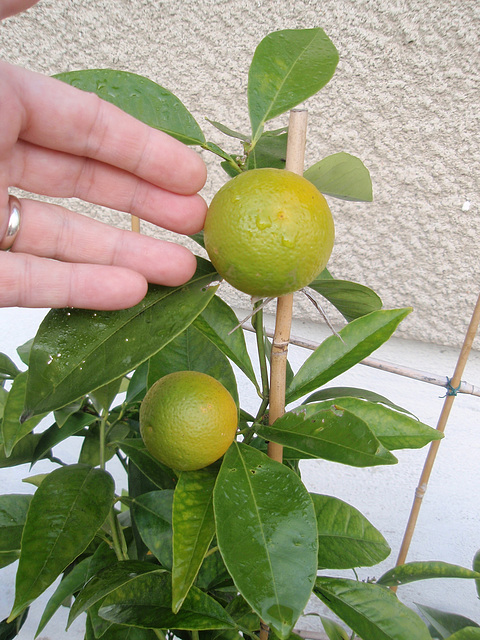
[139,371,238,471]
[204,168,335,298]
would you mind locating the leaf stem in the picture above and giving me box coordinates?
[252,302,269,420]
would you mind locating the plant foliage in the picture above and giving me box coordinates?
[0,27,474,640]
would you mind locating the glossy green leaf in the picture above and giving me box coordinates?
[474,549,480,600]
[246,131,288,170]
[0,386,7,423]
[9,465,114,621]
[302,387,413,416]
[286,308,412,405]
[248,28,338,142]
[0,434,47,468]
[309,397,441,451]
[25,263,219,416]
[311,494,390,569]
[126,361,149,404]
[214,443,318,639]
[377,561,480,587]
[206,118,249,141]
[257,404,396,467]
[117,439,177,489]
[68,561,161,627]
[0,494,32,569]
[416,604,480,638]
[89,377,124,413]
[0,610,28,640]
[172,467,217,612]
[98,570,236,630]
[54,69,205,145]
[304,152,373,202]
[314,577,431,640]
[85,614,159,640]
[0,353,21,381]
[53,399,83,428]
[147,324,238,404]
[194,295,259,391]
[132,490,174,568]
[31,411,96,465]
[2,373,46,457]
[307,277,382,322]
[36,545,115,637]
[321,616,350,640]
[446,629,480,639]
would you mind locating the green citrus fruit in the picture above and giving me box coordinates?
[204,167,335,297]
[139,371,238,471]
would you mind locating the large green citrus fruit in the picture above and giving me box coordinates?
[139,371,238,471]
[204,168,335,297]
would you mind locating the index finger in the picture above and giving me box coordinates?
[4,62,207,195]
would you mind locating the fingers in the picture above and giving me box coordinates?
[3,62,207,195]
[6,199,199,287]
[0,252,150,309]
[0,0,40,20]
[9,141,207,234]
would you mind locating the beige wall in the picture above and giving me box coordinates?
[1,0,478,348]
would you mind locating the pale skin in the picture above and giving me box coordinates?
[0,0,207,309]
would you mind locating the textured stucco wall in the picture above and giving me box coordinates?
[1,0,479,348]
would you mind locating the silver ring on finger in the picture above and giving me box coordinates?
[0,195,21,251]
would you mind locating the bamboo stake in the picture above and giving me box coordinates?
[258,109,309,640]
[267,108,308,463]
[131,215,140,233]
[392,292,480,588]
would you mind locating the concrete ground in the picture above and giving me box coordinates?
[1,305,480,638]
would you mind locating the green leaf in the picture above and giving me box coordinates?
[445,629,480,639]
[132,490,174,568]
[36,547,115,637]
[9,464,114,621]
[147,324,239,404]
[25,262,219,416]
[416,604,480,638]
[31,410,97,465]
[0,610,28,640]
[304,152,373,202]
[311,494,390,569]
[474,549,480,600]
[172,467,217,612]
[309,397,442,451]
[377,561,480,587]
[0,353,21,381]
[246,131,288,170]
[302,387,413,416]
[0,494,32,569]
[194,295,259,391]
[307,277,382,322]
[321,616,350,640]
[98,570,236,630]
[214,442,318,639]
[257,404,396,467]
[117,439,177,489]
[286,308,412,405]
[206,118,250,141]
[85,615,159,640]
[248,28,338,142]
[88,376,124,413]
[2,372,47,457]
[68,561,161,627]
[314,577,431,640]
[0,434,47,468]
[54,69,205,145]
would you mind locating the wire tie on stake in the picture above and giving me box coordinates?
[442,376,461,397]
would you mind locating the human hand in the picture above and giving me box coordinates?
[0,56,207,309]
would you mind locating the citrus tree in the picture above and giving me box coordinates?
[1,28,480,640]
